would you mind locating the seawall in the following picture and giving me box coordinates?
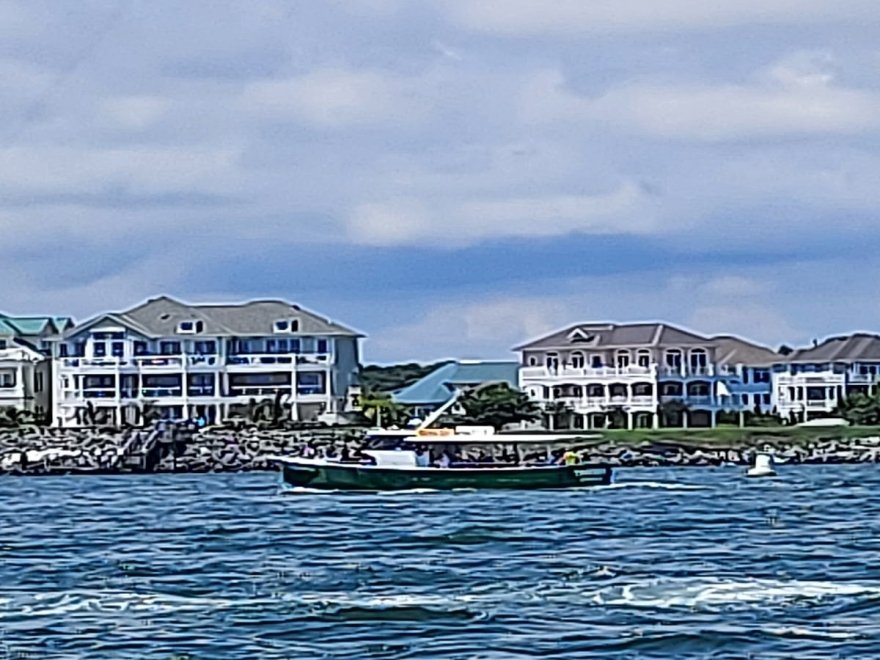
[1,426,880,475]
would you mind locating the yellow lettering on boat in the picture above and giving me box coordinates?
[417,429,455,437]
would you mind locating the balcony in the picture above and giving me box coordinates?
[297,354,331,365]
[187,355,219,367]
[60,357,127,369]
[659,365,730,378]
[543,395,655,410]
[133,356,184,369]
[226,354,296,367]
[848,371,880,384]
[297,386,328,397]
[228,385,292,397]
[520,365,655,380]
[81,388,117,399]
[140,387,183,398]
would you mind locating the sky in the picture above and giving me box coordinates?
[2,1,880,363]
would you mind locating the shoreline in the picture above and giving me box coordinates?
[1,425,880,476]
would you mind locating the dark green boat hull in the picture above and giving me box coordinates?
[280,461,612,491]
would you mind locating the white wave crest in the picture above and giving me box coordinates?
[590,577,880,610]
[597,481,705,491]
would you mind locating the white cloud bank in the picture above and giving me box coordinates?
[346,182,657,246]
[444,0,880,34]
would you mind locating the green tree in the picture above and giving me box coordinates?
[543,400,574,430]
[454,384,540,430]
[834,391,880,425]
[659,400,689,428]
[0,407,36,427]
[359,393,412,428]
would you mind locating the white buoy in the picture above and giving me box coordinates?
[746,452,776,478]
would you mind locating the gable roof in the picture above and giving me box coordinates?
[786,333,880,363]
[515,322,710,351]
[391,361,519,406]
[712,335,781,367]
[0,314,69,338]
[64,295,362,339]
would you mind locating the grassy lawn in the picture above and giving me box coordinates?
[588,425,880,448]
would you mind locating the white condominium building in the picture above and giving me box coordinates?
[52,296,363,427]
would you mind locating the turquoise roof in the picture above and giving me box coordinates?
[391,361,519,406]
[0,314,70,337]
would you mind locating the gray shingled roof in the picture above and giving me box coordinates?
[712,335,781,367]
[66,295,362,339]
[515,322,709,351]
[787,333,880,363]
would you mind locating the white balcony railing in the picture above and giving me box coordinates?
[521,365,655,380]
[228,385,293,397]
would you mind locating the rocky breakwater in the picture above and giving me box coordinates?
[583,435,880,467]
[0,424,368,475]
[4,425,880,475]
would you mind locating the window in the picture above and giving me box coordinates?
[0,372,15,388]
[689,349,708,369]
[616,350,630,368]
[60,344,69,358]
[177,320,204,334]
[111,342,125,357]
[763,394,771,405]
[590,355,602,368]
[546,353,560,370]
[289,339,301,354]
[0,339,6,350]
[637,350,651,368]
[297,372,326,394]
[274,319,300,334]
[35,372,43,393]
[194,340,216,355]
[266,339,277,353]
[754,369,770,383]
[134,341,148,356]
[93,342,107,357]
[316,339,328,354]
[570,352,585,369]
[160,341,181,355]
[665,350,682,368]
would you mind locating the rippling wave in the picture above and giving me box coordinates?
[2,466,880,658]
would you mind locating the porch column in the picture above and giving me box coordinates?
[711,409,717,428]
[626,410,633,430]
[652,412,659,429]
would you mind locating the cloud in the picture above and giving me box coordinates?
[102,95,169,129]
[521,63,880,141]
[367,296,571,361]
[241,68,429,128]
[347,182,657,246]
[443,0,880,34]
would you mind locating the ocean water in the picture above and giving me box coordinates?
[2,466,880,659]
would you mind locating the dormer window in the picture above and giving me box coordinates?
[274,319,300,333]
[568,328,597,344]
[177,320,204,334]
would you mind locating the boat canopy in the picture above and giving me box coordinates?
[402,433,600,445]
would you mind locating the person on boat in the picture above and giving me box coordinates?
[563,450,579,466]
[415,446,430,467]
[437,452,451,468]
